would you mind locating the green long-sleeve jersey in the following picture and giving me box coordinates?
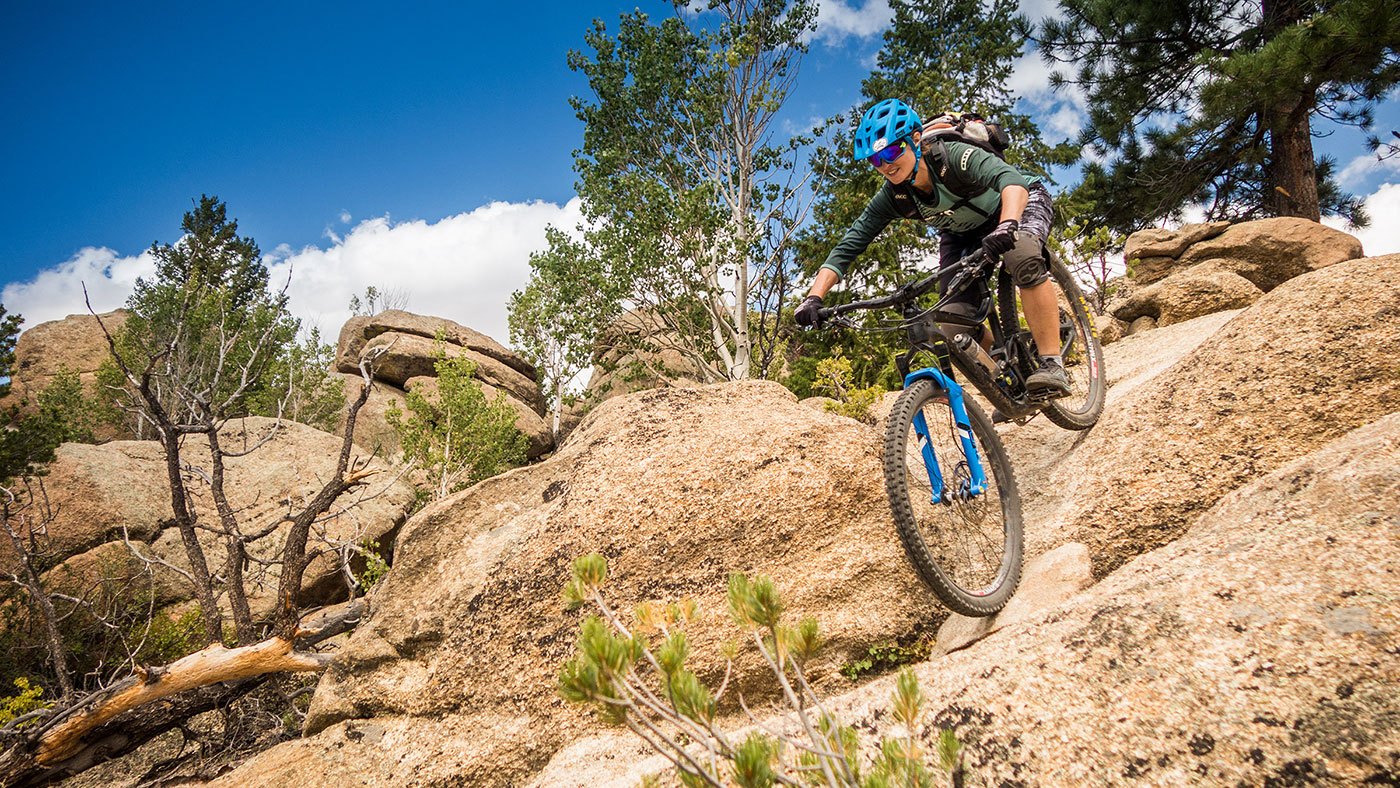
[820,140,1039,280]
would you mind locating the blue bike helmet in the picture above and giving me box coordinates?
[853,99,922,162]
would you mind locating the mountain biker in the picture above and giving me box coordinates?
[795,98,1070,398]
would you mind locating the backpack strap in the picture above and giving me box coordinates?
[925,139,995,219]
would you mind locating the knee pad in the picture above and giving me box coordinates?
[1003,234,1049,288]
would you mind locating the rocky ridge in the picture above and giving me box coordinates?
[25,219,1398,787]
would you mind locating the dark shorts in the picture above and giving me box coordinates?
[936,183,1054,314]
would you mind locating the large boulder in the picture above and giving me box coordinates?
[0,311,127,438]
[1123,220,1230,284]
[1111,263,1264,326]
[1057,253,1400,577]
[5,418,417,616]
[334,311,552,460]
[6,310,127,386]
[335,310,534,380]
[1177,216,1365,290]
[208,381,945,788]
[1117,218,1364,327]
[498,412,1400,788]
[1123,220,1231,262]
[359,332,544,416]
[771,412,1400,787]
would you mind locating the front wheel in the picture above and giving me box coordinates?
[1040,253,1107,430]
[883,380,1023,616]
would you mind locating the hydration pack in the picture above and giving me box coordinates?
[921,112,1010,160]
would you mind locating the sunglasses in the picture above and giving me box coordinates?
[867,139,909,167]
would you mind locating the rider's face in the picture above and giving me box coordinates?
[874,131,921,184]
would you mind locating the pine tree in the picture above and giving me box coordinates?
[1037,0,1400,230]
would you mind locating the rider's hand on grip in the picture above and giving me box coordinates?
[795,294,825,329]
[981,219,1019,258]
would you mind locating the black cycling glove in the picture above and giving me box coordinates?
[795,295,825,328]
[981,219,1020,258]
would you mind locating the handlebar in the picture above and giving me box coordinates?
[815,249,991,322]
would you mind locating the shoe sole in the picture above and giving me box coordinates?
[1026,379,1071,399]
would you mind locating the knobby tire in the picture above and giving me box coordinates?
[882,380,1023,616]
[1040,254,1107,430]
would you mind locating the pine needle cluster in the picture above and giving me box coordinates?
[558,554,966,788]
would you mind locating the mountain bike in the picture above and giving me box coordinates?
[815,249,1104,615]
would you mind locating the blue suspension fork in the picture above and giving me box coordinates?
[903,368,988,502]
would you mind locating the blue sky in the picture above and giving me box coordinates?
[3,0,1397,346]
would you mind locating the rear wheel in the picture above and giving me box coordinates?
[882,380,1023,616]
[1040,253,1106,430]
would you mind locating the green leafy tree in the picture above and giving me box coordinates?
[558,554,967,787]
[1036,0,1399,230]
[104,196,298,437]
[508,228,621,435]
[247,328,346,433]
[0,305,21,401]
[385,341,528,501]
[812,353,887,424]
[560,0,818,384]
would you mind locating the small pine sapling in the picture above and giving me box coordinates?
[558,554,967,787]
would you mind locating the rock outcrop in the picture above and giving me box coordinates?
[1112,217,1364,332]
[208,381,946,787]
[772,412,1400,788]
[0,310,127,434]
[1055,253,1400,578]
[79,228,1398,788]
[1121,220,1230,284]
[6,418,417,617]
[334,310,552,459]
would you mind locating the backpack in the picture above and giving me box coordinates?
[921,112,1011,159]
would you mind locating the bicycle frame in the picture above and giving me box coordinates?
[820,250,1011,503]
[903,366,988,501]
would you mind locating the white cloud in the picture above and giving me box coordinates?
[1008,51,1059,106]
[266,198,585,345]
[1338,153,1400,190]
[4,199,585,348]
[339,210,352,224]
[1322,181,1400,257]
[811,0,890,44]
[2,247,157,329]
[1009,49,1087,142]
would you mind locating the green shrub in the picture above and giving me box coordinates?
[558,554,966,787]
[0,677,51,728]
[131,608,206,666]
[813,354,886,424]
[840,640,934,680]
[355,539,390,592]
[385,336,528,501]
